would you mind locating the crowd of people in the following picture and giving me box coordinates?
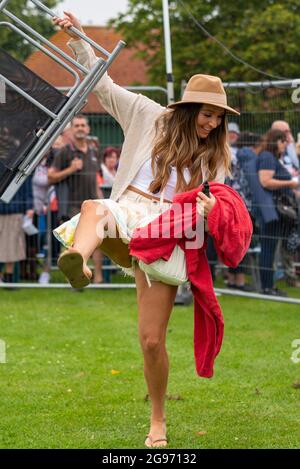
[223,119,300,295]
[0,116,299,295]
[0,114,120,286]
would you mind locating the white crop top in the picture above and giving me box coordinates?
[131,159,191,201]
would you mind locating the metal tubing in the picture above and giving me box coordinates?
[1,42,125,201]
[0,283,299,300]
[31,0,112,58]
[224,79,299,89]
[0,74,58,119]
[0,0,9,11]
[2,8,89,74]
[0,282,136,289]
[57,85,169,96]
[126,86,168,96]
[0,2,126,203]
[17,63,109,172]
[57,40,125,117]
[0,21,80,92]
[20,40,125,174]
[215,288,300,305]
[162,0,174,104]
[46,191,52,271]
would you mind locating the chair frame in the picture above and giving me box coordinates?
[0,0,125,202]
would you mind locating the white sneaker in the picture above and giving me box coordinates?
[39,272,50,284]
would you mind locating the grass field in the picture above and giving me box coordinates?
[0,284,299,449]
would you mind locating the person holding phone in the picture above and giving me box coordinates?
[52,11,239,448]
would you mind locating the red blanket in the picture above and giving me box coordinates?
[129,182,253,378]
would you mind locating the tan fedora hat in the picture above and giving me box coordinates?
[168,74,240,115]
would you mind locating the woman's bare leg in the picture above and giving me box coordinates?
[135,264,178,447]
[58,200,131,287]
[58,200,108,286]
[72,200,110,262]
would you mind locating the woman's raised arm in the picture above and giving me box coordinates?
[53,12,163,134]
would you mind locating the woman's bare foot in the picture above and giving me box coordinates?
[58,247,92,289]
[145,419,168,448]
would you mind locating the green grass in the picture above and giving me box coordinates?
[0,288,299,449]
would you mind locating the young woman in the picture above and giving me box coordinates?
[53,12,239,448]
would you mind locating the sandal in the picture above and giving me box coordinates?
[58,249,91,289]
[145,434,168,448]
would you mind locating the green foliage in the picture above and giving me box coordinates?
[0,0,61,60]
[111,0,300,98]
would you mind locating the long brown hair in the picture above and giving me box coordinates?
[148,103,231,194]
[259,129,287,159]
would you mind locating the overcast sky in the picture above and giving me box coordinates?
[56,0,129,26]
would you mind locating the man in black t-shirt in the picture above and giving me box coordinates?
[48,115,104,283]
[49,115,102,218]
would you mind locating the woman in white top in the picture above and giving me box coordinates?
[53,12,239,448]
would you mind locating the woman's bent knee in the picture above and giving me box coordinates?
[81,199,98,213]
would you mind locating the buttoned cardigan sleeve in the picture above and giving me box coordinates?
[67,39,164,135]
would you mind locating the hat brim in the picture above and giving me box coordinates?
[167,100,240,115]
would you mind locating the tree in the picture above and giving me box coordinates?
[0,0,62,61]
[110,0,300,96]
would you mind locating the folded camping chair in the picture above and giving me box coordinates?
[0,0,125,203]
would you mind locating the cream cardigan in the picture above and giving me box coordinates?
[68,39,225,202]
